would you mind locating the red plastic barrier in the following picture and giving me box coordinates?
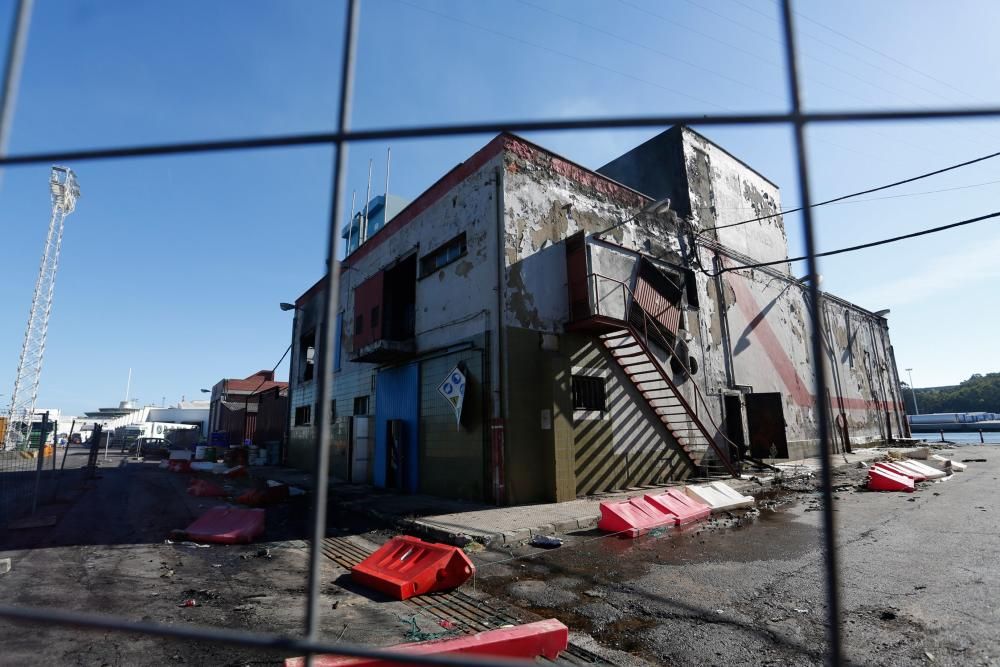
[223,465,249,478]
[187,479,227,497]
[167,459,192,473]
[236,485,290,506]
[183,507,265,544]
[644,489,711,526]
[873,461,926,482]
[597,497,673,538]
[284,618,569,666]
[868,467,915,492]
[351,536,474,600]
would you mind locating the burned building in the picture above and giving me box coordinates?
[287,127,909,505]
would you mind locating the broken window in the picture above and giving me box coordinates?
[299,329,316,382]
[419,232,466,277]
[294,404,312,426]
[353,395,369,415]
[383,254,416,340]
[572,375,607,411]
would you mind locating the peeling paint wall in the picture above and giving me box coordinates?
[679,128,789,270]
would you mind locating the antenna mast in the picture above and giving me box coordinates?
[3,166,80,450]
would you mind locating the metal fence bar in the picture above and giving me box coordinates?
[0,0,32,159]
[0,0,995,663]
[304,1,359,665]
[0,105,999,168]
[778,1,842,664]
[0,603,532,667]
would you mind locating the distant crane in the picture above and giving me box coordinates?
[3,166,80,450]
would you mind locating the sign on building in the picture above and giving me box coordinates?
[437,366,466,430]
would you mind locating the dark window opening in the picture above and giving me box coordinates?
[370,305,380,330]
[299,329,316,382]
[572,375,607,411]
[294,404,312,426]
[355,314,363,336]
[383,254,416,340]
[353,395,369,415]
[331,400,336,420]
[419,232,467,277]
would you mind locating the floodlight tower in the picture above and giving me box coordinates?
[3,166,80,450]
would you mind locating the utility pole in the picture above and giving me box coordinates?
[4,167,80,450]
[905,368,920,415]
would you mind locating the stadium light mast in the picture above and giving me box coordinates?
[3,166,80,450]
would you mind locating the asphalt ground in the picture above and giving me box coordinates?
[472,446,1000,666]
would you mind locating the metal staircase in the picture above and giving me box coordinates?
[571,271,740,478]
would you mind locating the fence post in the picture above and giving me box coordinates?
[980,429,984,444]
[30,411,48,515]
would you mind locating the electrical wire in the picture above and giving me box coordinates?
[711,148,1000,231]
[715,210,1000,274]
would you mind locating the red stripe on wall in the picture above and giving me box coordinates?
[726,272,815,407]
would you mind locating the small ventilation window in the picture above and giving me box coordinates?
[572,375,607,411]
[419,233,467,277]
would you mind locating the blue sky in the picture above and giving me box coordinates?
[1,0,998,415]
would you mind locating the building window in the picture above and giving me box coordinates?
[572,375,607,411]
[334,313,343,372]
[294,404,312,426]
[299,328,316,382]
[419,232,467,277]
[353,396,369,415]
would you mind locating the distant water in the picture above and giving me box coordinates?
[911,431,1000,445]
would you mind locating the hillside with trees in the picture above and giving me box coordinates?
[902,372,1000,414]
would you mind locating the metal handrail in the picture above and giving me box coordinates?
[581,272,741,477]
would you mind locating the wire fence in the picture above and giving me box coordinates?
[0,0,993,664]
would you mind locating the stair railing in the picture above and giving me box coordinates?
[583,272,741,477]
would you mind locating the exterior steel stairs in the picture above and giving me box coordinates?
[601,327,738,476]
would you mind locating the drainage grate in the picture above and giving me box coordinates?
[320,536,610,664]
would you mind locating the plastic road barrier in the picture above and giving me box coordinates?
[167,459,192,473]
[896,459,948,480]
[868,467,915,492]
[597,497,673,537]
[183,507,265,544]
[872,461,925,482]
[284,618,569,666]
[187,479,227,497]
[644,489,711,525]
[351,536,475,601]
[930,454,966,472]
[684,482,755,513]
[236,484,290,506]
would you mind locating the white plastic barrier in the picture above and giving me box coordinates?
[930,454,966,472]
[684,481,755,513]
[896,459,948,480]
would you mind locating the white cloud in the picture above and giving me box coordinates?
[845,233,1000,309]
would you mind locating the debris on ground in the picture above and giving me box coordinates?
[962,459,987,463]
[240,548,272,560]
[462,541,485,554]
[0,558,10,575]
[529,535,563,549]
[178,599,197,608]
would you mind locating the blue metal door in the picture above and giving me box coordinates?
[374,362,419,492]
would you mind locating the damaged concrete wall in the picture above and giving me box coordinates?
[679,128,789,271]
[705,264,908,456]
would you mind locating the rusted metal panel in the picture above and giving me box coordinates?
[633,275,682,336]
[353,270,384,350]
[565,232,589,321]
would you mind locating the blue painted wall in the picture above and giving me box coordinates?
[374,362,419,492]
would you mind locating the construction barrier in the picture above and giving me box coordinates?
[351,536,475,600]
[187,479,227,498]
[183,507,265,544]
[684,482,755,513]
[895,459,947,480]
[930,454,966,472]
[236,484,290,506]
[167,459,192,473]
[644,489,711,525]
[284,619,569,666]
[868,467,914,492]
[872,461,925,482]
[597,497,673,537]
